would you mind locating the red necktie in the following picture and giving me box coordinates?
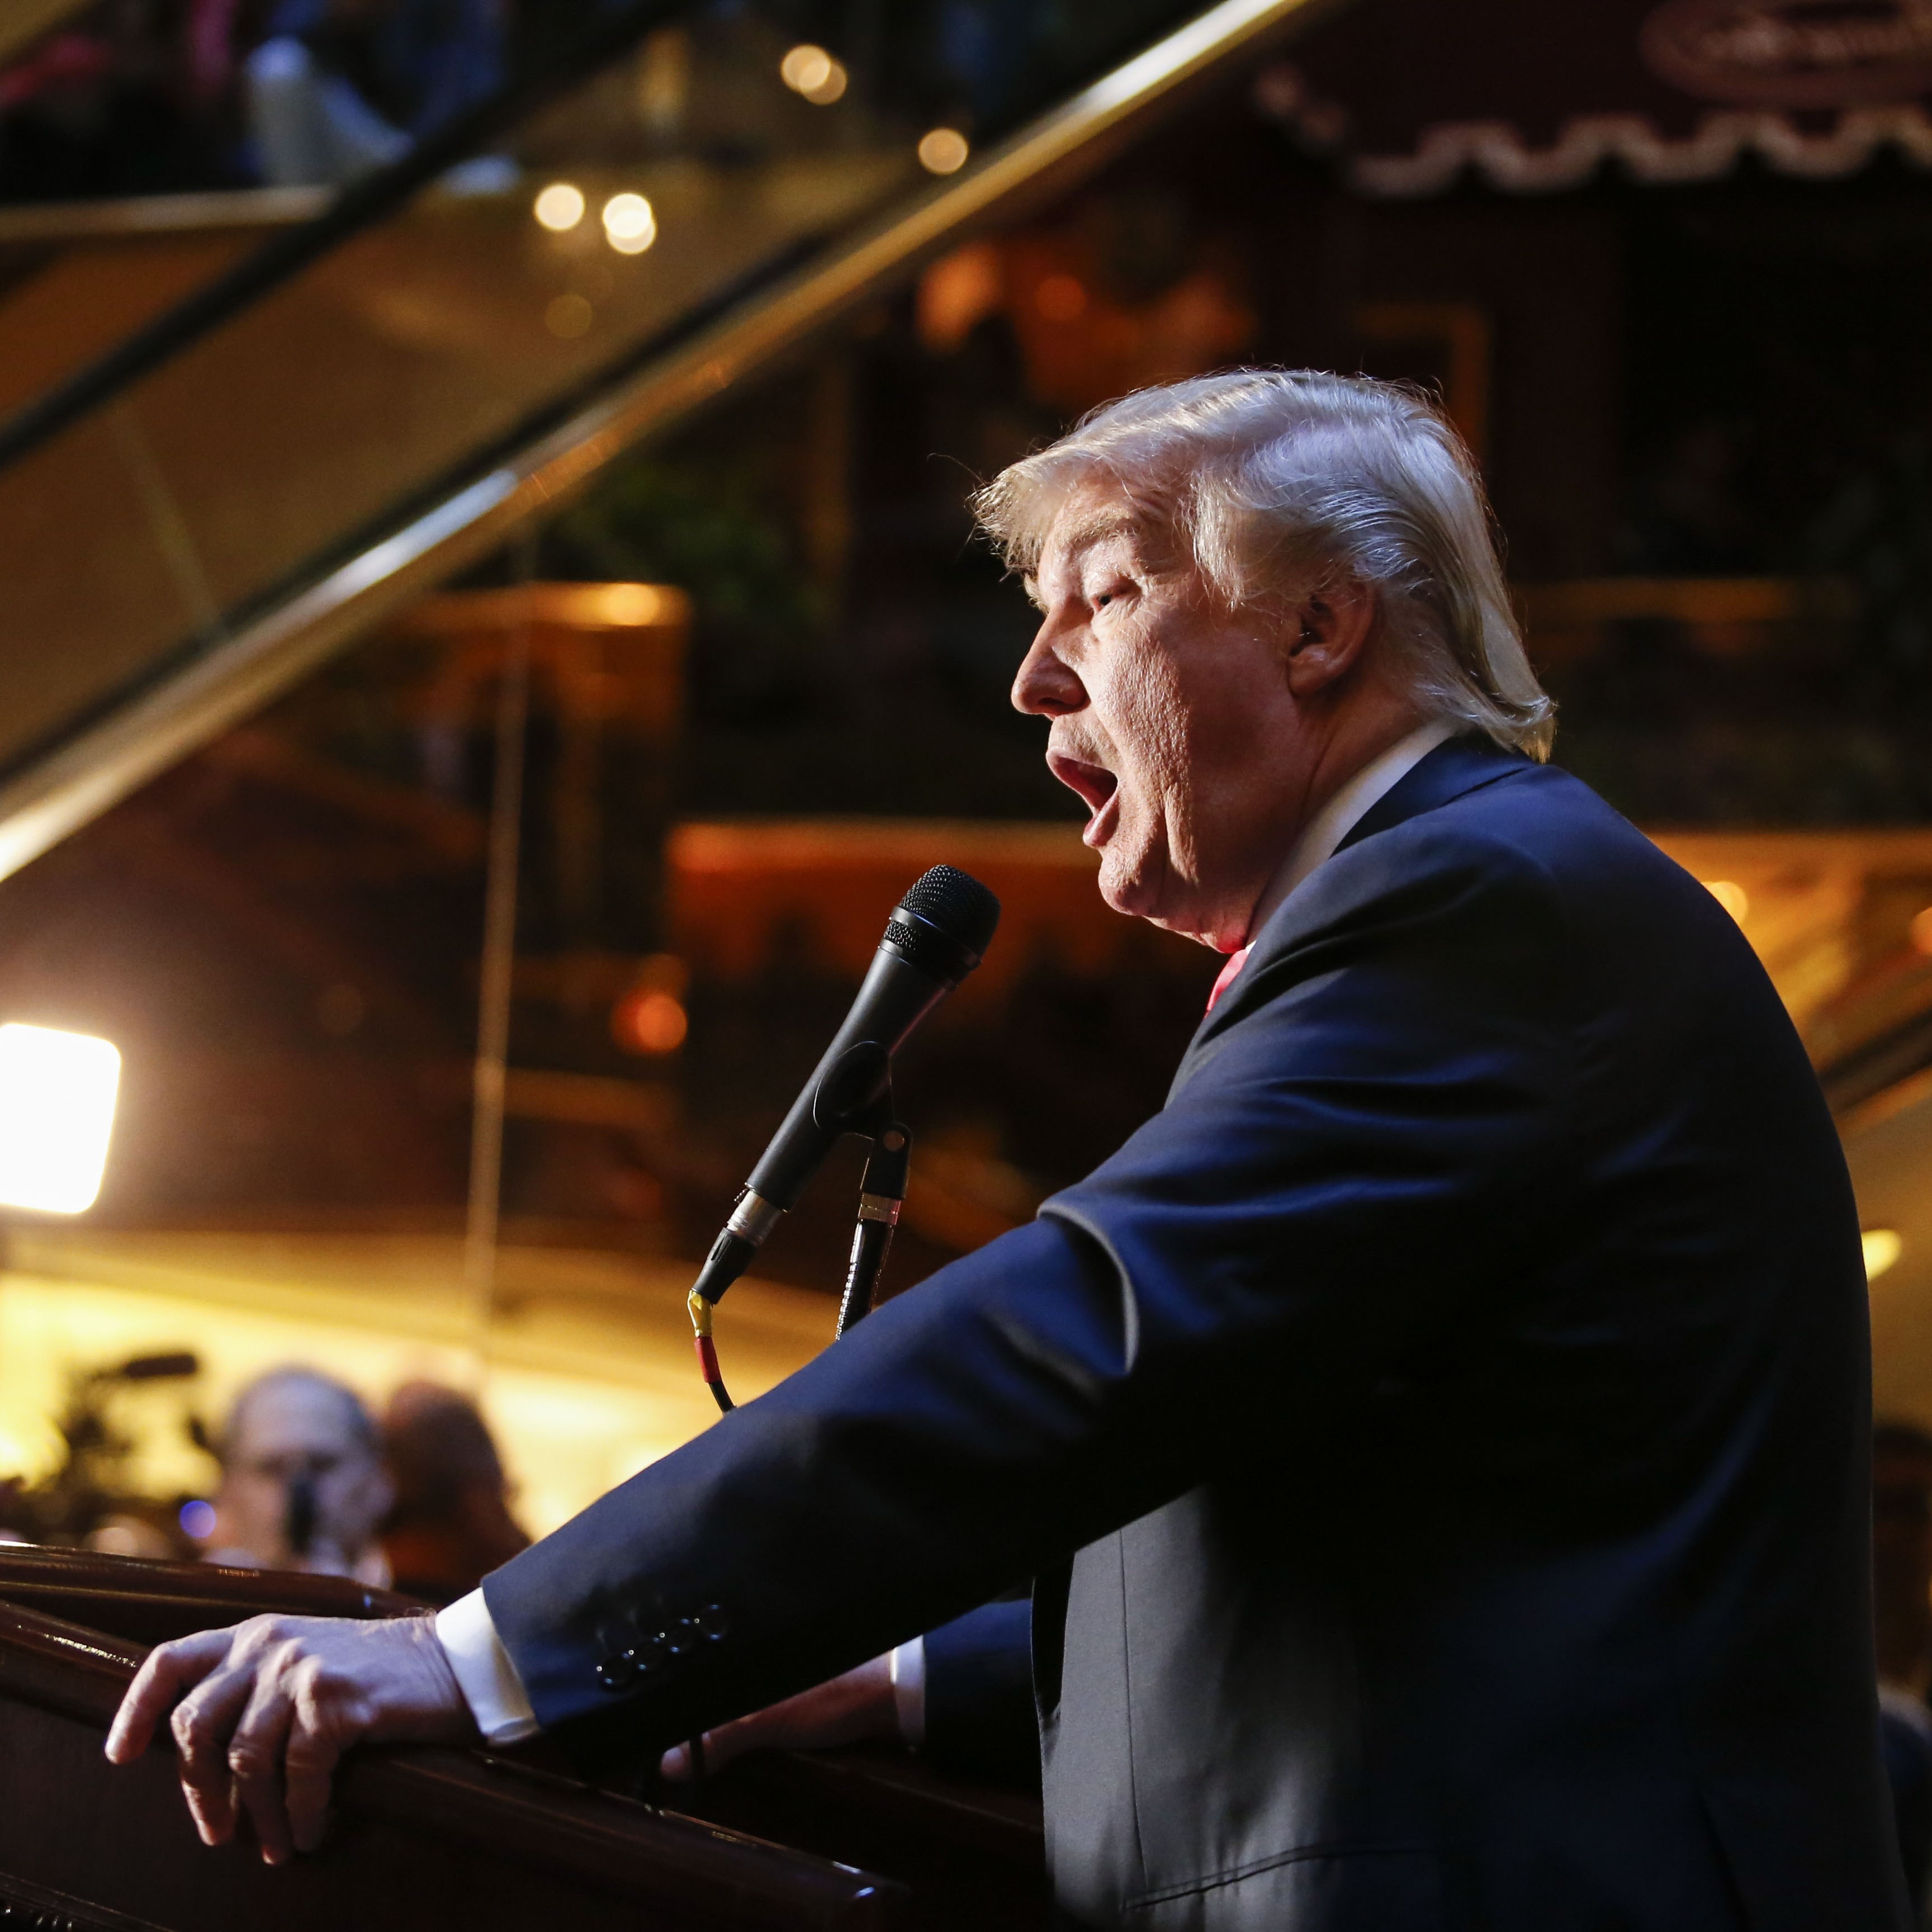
[1205,944,1252,1014]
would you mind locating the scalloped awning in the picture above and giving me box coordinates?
[1254,0,1932,195]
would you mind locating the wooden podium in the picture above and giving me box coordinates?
[0,1548,1048,1931]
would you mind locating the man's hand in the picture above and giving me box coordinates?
[105,1613,477,1864]
[659,1654,898,1782]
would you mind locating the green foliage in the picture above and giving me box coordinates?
[544,455,823,652]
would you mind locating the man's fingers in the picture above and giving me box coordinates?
[657,1708,799,1777]
[659,1655,899,1782]
[105,1628,238,1765]
[225,1666,297,1867]
[659,1703,830,1782]
[283,1682,345,1857]
[660,1730,713,1782]
[666,1708,792,1781]
[171,1661,260,1847]
[106,1612,478,1860]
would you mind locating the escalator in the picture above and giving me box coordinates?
[0,0,1334,883]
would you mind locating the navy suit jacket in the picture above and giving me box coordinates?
[485,737,1905,1931]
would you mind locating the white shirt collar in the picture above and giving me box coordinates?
[1244,717,1459,944]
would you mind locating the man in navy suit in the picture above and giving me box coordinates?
[109,371,1907,1930]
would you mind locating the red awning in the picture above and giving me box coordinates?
[1255,0,1932,194]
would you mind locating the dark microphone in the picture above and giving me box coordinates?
[689,864,1001,1308]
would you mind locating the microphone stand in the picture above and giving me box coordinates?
[836,1090,911,1338]
[677,1102,914,1787]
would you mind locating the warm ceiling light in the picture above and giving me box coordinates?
[1911,906,1932,955]
[0,1024,120,1214]
[595,583,662,624]
[602,191,657,254]
[781,44,831,91]
[533,181,585,231]
[780,43,846,102]
[613,988,688,1055]
[1702,878,1749,924]
[918,127,970,174]
[1035,273,1088,322]
[1864,1228,1903,1281]
[802,59,847,103]
[544,292,594,339]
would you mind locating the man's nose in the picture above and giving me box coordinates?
[1011,627,1086,717]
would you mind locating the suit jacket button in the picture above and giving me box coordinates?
[662,1620,698,1659]
[596,1651,639,1692]
[694,1603,730,1642]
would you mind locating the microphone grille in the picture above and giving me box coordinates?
[899,864,1001,959]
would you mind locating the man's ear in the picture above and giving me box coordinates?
[1284,579,1377,698]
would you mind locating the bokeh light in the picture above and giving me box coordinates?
[803,59,847,103]
[602,192,658,255]
[544,293,594,339]
[918,127,970,175]
[1035,273,1088,322]
[533,182,586,231]
[612,988,688,1055]
[780,44,849,102]
[1701,878,1749,924]
[1865,1228,1903,1281]
[0,1023,120,1214]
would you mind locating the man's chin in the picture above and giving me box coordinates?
[1142,913,1225,947]
[1095,853,1231,949]
[1096,850,1168,925]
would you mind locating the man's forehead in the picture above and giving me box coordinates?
[1029,492,1152,599]
[1041,495,1144,567]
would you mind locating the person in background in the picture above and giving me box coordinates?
[379,1380,527,1607]
[244,0,501,187]
[1875,1420,1932,1917]
[205,1366,392,1585]
[0,0,238,201]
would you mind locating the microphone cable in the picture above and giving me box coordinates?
[688,1284,733,1413]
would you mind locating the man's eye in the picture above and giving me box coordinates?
[1093,591,1115,609]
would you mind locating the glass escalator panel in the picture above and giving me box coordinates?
[0,0,1240,798]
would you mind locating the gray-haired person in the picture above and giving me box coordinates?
[109,372,1904,1930]
[205,1367,392,1587]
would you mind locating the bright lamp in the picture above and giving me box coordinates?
[0,1023,120,1214]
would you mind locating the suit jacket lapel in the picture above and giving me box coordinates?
[1171,734,1536,1090]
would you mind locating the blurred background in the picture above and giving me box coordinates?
[0,0,1931,1597]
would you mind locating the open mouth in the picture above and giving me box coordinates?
[1047,751,1120,846]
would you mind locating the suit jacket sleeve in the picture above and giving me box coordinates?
[923,1598,1038,1785]
[481,821,1571,1766]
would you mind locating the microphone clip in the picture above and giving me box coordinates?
[835,1092,911,1340]
[688,1091,912,1416]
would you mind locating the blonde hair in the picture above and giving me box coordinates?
[972,370,1554,759]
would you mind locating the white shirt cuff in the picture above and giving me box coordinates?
[436,1588,539,1746]
[888,1636,926,1749]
